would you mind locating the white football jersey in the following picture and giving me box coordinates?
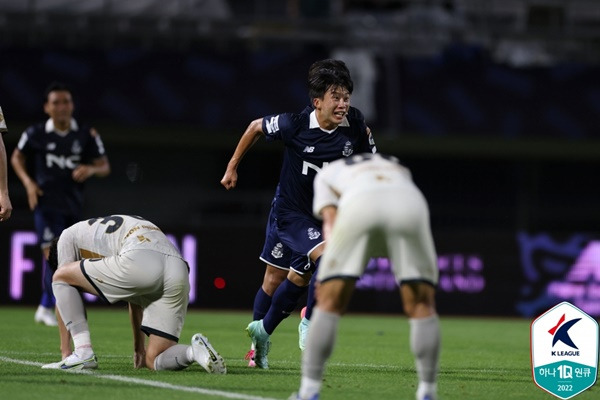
[313,153,412,218]
[57,214,182,266]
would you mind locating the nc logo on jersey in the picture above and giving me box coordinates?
[531,301,598,399]
[265,116,280,134]
[342,141,353,157]
[271,243,284,259]
[307,228,321,241]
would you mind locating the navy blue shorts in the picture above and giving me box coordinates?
[276,210,324,275]
[34,207,80,248]
[259,206,310,273]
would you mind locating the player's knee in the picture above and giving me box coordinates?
[316,295,346,314]
[263,274,286,295]
[403,300,435,318]
[288,271,310,287]
[52,268,67,282]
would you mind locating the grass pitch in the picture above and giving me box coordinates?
[0,306,597,399]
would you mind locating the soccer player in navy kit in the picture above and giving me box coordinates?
[0,105,12,222]
[11,82,111,326]
[221,59,376,368]
[245,183,313,366]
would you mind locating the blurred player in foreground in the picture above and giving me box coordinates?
[292,153,441,400]
[0,105,13,221]
[11,82,110,326]
[41,214,226,374]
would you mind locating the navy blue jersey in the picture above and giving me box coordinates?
[262,106,376,220]
[17,119,106,216]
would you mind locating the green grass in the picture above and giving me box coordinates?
[0,306,597,399]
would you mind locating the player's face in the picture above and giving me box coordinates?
[44,90,74,129]
[314,86,350,130]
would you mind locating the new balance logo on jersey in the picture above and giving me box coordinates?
[303,146,315,153]
[265,116,280,134]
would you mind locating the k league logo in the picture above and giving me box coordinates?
[531,302,599,399]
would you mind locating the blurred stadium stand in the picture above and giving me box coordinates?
[1,0,599,232]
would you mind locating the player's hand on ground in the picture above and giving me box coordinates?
[133,351,146,369]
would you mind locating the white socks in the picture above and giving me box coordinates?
[409,315,441,393]
[153,345,193,371]
[72,331,94,359]
[299,308,340,399]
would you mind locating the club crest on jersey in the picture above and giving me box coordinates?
[342,141,354,157]
[271,243,284,259]
[71,140,82,154]
[307,228,321,240]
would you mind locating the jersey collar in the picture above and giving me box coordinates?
[45,118,78,135]
[309,110,349,133]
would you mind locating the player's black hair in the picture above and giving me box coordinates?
[308,59,354,100]
[47,237,60,272]
[44,81,72,103]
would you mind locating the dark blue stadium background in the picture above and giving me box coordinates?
[1,43,599,317]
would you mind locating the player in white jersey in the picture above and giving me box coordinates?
[41,215,226,374]
[292,153,441,400]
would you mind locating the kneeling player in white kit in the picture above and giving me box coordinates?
[42,214,226,374]
[293,153,441,400]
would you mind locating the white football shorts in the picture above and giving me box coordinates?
[81,249,190,341]
[317,185,438,286]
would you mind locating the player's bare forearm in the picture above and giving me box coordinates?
[320,206,338,242]
[128,303,145,352]
[129,303,146,368]
[10,149,34,188]
[72,157,110,182]
[220,118,264,190]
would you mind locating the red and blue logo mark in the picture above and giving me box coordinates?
[549,314,581,349]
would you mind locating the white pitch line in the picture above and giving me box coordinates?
[0,356,280,400]
[1,351,402,369]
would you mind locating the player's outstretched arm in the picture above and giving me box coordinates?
[220,118,264,190]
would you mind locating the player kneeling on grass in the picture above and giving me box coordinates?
[291,153,441,400]
[41,214,226,374]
